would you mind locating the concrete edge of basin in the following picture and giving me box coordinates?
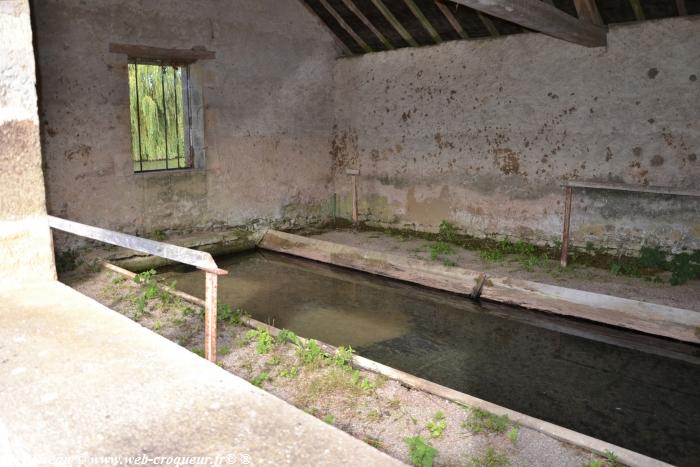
[103,261,671,467]
[258,229,700,344]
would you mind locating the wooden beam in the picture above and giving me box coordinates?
[403,0,443,44]
[109,43,215,64]
[478,11,500,37]
[563,180,700,198]
[448,0,606,47]
[573,0,603,25]
[628,0,645,21]
[370,0,420,47]
[47,216,227,275]
[340,0,395,50]
[676,0,687,16]
[260,230,700,344]
[319,0,373,53]
[297,0,353,56]
[435,1,469,40]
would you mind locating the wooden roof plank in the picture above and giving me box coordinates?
[319,0,374,53]
[435,0,470,39]
[448,0,607,47]
[477,11,500,37]
[340,0,396,49]
[628,0,646,20]
[402,0,444,44]
[370,0,421,46]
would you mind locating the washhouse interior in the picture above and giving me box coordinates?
[1,1,699,466]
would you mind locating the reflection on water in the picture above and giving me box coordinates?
[163,250,700,466]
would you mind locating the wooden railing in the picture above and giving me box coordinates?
[48,216,227,362]
[559,181,700,266]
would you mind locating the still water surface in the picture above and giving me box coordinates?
[164,250,700,466]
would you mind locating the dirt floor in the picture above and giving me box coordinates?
[63,267,613,467]
[309,229,700,311]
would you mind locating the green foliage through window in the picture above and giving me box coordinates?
[129,62,189,172]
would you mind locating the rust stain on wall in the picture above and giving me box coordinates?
[330,127,358,174]
[493,148,520,175]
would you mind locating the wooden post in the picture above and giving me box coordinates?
[560,186,573,267]
[204,271,218,362]
[347,168,359,227]
[352,175,358,226]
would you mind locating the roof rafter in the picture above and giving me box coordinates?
[402,0,443,44]
[435,0,469,40]
[339,0,395,50]
[448,0,607,47]
[628,0,646,21]
[370,0,420,47]
[318,0,373,53]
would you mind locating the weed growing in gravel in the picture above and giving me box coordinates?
[462,407,510,434]
[251,371,269,387]
[507,426,519,444]
[279,367,299,378]
[429,242,453,260]
[480,249,504,262]
[333,346,354,367]
[245,328,274,354]
[404,436,437,467]
[351,369,376,392]
[277,328,299,345]
[604,450,619,467]
[266,355,281,366]
[111,275,126,284]
[323,414,335,425]
[218,345,231,356]
[134,269,156,285]
[469,446,509,467]
[218,304,245,325]
[297,339,327,365]
[426,411,447,438]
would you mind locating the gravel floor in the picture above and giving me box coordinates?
[63,267,610,467]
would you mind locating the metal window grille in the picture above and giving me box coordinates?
[128,61,192,172]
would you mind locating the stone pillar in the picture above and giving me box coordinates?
[0,0,56,286]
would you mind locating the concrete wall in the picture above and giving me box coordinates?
[0,0,55,285]
[332,17,700,253]
[33,0,340,242]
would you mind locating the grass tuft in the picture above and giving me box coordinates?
[469,446,509,467]
[462,407,510,434]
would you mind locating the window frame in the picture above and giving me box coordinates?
[128,58,194,174]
